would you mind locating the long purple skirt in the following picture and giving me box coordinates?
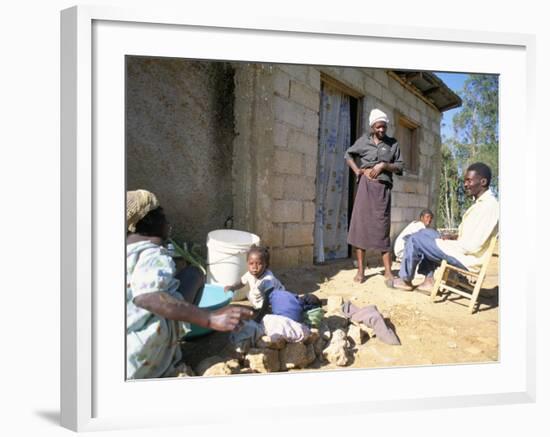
[347,176,391,252]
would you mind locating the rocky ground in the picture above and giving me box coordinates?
[177,251,499,377]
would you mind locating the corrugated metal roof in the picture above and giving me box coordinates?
[390,70,462,112]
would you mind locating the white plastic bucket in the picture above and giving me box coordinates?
[206,229,260,301]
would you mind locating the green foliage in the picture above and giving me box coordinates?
[168,238,206,274]
[437,74,499,226]
[452,74,499,195]
[437,142,460,228]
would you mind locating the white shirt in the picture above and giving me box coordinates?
[241,269,285,309]
[394,220,426,260]
[436,190,499,270]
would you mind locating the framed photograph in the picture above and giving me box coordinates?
[61,5,535,432]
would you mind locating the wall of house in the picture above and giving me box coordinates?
[262,64,442,268]
[126,57,443,269]
[126,57,235,245]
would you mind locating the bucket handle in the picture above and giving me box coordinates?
[206,248,249,267]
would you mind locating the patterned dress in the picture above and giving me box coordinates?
[126,241,190,379]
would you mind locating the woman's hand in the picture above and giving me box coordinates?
[368,162,386,179]
[208,306,254,331]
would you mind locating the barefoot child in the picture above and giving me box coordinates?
[224,245,322,324]
[224,244,285,310]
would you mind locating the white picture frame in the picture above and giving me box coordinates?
[60,5,536,432]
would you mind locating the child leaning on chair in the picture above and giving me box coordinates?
[224,244,323,326]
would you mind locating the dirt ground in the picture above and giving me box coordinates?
[181,250,499,373]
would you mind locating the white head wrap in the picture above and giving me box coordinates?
[369,108,389,126]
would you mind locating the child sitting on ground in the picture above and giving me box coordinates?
[224,244,322,325]
[224,244,285,310]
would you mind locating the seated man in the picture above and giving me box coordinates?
[392,162,499,292]
[393,208,434,262]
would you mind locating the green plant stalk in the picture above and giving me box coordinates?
[168,238,206,275]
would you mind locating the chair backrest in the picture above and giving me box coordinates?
[483,234,499,260]
[477,233,498,275]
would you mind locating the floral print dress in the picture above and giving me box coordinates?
[126,241,190,379]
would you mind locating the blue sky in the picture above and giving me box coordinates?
[434,72,468,139]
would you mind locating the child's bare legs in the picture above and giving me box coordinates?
[354,248,366,283]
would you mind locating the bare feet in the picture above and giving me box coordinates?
[383,273,396,288]
[353,273,366,283]
[416,278,435,293]
[392,278,414,291]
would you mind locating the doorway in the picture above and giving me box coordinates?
[314,77,362,263]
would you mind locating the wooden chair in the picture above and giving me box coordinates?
[430,234,498,314]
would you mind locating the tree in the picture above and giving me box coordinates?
[452,74,499,197]
[437,141,460,229]
[437,74,499,227]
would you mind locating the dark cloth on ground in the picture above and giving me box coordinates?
[300,293,322,312]
[269,289,304,323]
[399,228,467,282]
[347,176,392,251]
[341,301,401,345]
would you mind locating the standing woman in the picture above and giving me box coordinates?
[345,109,403,285]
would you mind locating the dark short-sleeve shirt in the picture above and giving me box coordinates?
[344,134,403,187]
[268,290,303,323]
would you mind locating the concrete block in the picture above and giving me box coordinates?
[417,100,427,115]
[341,68,365,92]
[273,121,290,148]
[303,201,316,223]
[304,156,318,178]
[284,175,316,200]
[277,64,308,83]
[271,247,300,269]
[381,88,397,109]
[416,182,428,196]
[308,67,321,90]
[402,180,417,193]
[391,207,405,222]
[404,208,417,221]
[284,223,315,247]
[274,148,302,175]
[388,76,405,98]
[410,108,421,124]
[290,80,320,112]
[273,96,305,129]
[393,192,408,208]
[364,76,383,100]
[267,224,284,248]
[271,175,285,199]
[421,114,430,128]
[273,70,291,98]
[303,109,320,137]
[272,200,302,223]
[288,129,318,157]
[373,69,389,88]
[299,245,314,266]
[419,141,435,157]
[419,194,429,208]
[404,90,418,109]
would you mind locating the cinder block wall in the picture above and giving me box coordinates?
[268,65,321,268]
[126,59,442,269]
[263,65,442,268]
